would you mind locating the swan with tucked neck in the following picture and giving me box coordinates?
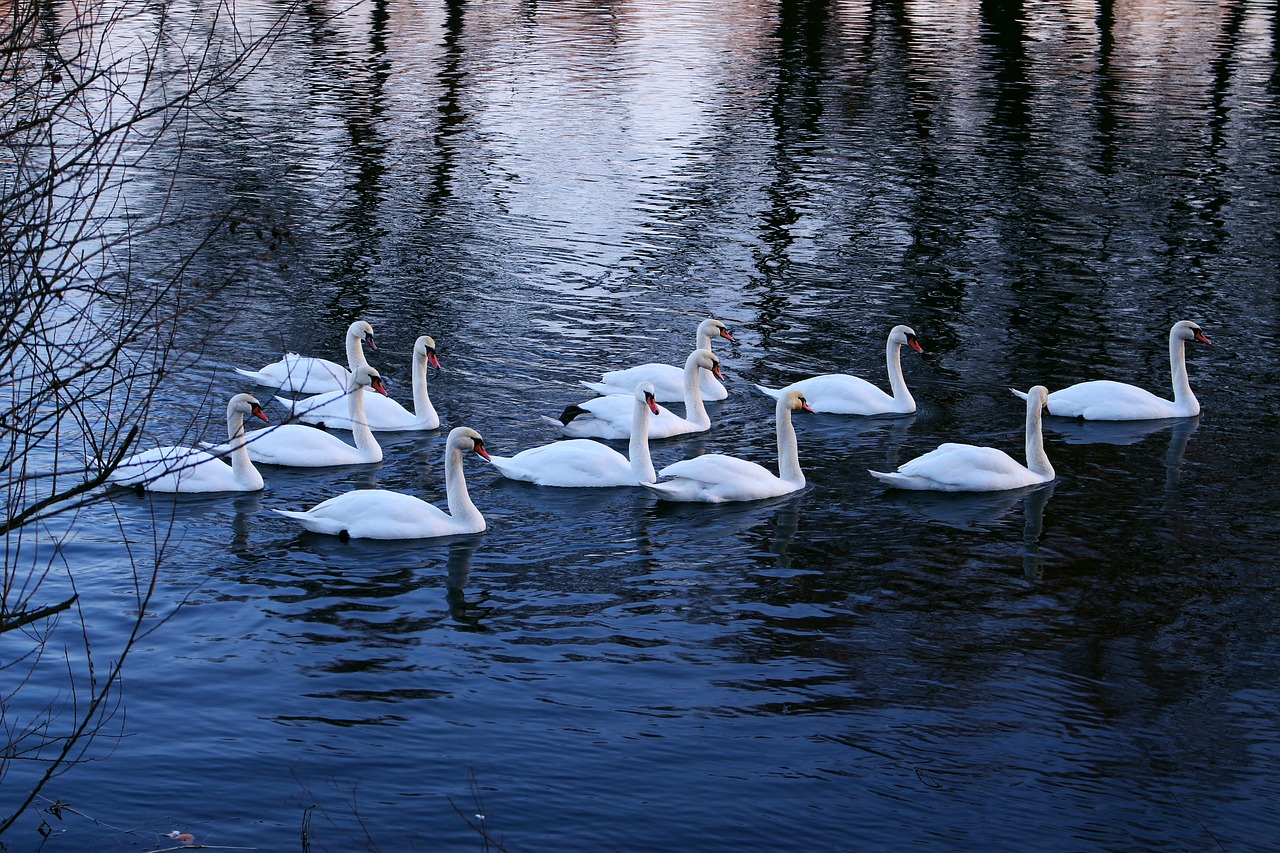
[107,394,268,493]
[869,386,1055,492]
[206,366,388,466]
[489,383,660,487]
[755,324,923,415]
[235,320,376,394]
[274,427,489,540]
[542,349,723,440]
[1012,320,1210,420]
[582,318,735,402]
[642,390,814,503]
[278,335,441,431]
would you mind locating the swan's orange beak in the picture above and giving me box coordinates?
[427,350,441,369]
[1194,329,1212,345]
[907,335,924,354]
[711,363,725,382]
[720,327,735,342]
[472,440,491,461]
[366,334,378,351]
[801,400,815,414]
[251,403,269,423]
[371,377,390,396]
[645,393,660,415]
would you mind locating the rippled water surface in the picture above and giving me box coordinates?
[8,0,1280,849]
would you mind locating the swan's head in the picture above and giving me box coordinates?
[448,426,491,461]
[229,393,269,423]
[415,335,442,369]
[634,381,661,415]
[347,320,377,351]
[781,390,814,414]
[687,349,725,382]
[1023,385,1050,410]
[1173,320,1211,346]
[890,325,924,354]
[700,318,735,343]
[351,365,390,396]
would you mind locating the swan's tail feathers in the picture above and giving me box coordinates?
[234,367,272,385]
[580,381,613,396]
[1009,388,1030,401]
[198,440,232,455]
[272,508,310,522]
[868,469,911,489]
[638,481,677,499]
[753,383,783,399]
[273,395,301,414]
[538,414,570,433]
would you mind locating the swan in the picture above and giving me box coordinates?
[755,324,923,415]
[581,318,735,402]
[273,427,489,540]
[1011,320,1211,420]
[642,390,814,503]
[106,394,268,493]
[541,349,723,440]
[489,383,660,487]
[869,386,1055,492]
[234,320,376,394]
[204,366,388,467]
[276,335,441,431]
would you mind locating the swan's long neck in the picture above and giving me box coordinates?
[346,383,382,460]
[412,350,433,418]
[776,399,805,486]
[226,409,263,489]
[885,336,913,406]
[345,333,369,372]
[682,359,711,428]
[444,444,484,530]
[628,398,657,483]
[1168,328,1197,411]
[1024,398,1054,480]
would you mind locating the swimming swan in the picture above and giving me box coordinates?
[581,318,734,402]
[234,320,376,394]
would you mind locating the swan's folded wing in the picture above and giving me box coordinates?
[658,453,772,484]
[897,443,1023,486]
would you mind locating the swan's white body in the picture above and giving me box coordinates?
[542,350,723,440]
[274,427,489,540]
[107,394,268,493]
[581,318,734,402]
[234,320,376,394]
[489,383,660,487]
[755,325,923,415]
[206,366,388,467]
[642,390,813,503]
[1012,321,1211,420]
[277,335,441,431]
[869,386,1055,492]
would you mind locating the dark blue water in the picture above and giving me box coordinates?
[6,0,1280,850]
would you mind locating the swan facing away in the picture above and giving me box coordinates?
[869,386,1055,492]
[542,349,724,440]
[106,394,268,493]
[205,366,388,467]
[489,383,661,487]
[1012,320,1211,420]
[642,390,814,503]
[277,335,441,431]
[755,324,923,415]
[581,318,735,402]
[234,320,376,395]
[274,427,489,540]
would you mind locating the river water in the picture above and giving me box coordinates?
[7,0,1280,849]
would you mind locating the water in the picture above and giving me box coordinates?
[6,0,1280,849]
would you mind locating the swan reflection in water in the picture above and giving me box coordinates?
[444,535,491,629]
[1046,415,1198,490]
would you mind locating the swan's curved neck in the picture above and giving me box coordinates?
[1024,398,1054,480]
[345,333,369,371]
[346,383,381,459]
[885,337,913,406]
[412,350,433,418]
[444,444,484,529]
[628,398,656,483]
[776,399,805,486]
[682,359,711,428]
[1168,328,1196,409]
[226,410,263,489]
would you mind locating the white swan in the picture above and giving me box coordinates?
[869,386,1055,492]
[276,335,441,431]
[1012,320,1211,420]
[489,383,660,487]
[273,427,489,540]
[205,366,388,467]
[642,390,813,503]
[541,349,723,440]
[581,318,735,402]
[755,324,923,415]
[106,394,268,493]
[234,320,376,394]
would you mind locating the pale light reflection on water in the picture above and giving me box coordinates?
[11,0,1280,849]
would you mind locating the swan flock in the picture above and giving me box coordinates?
[108,317,1210,539]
